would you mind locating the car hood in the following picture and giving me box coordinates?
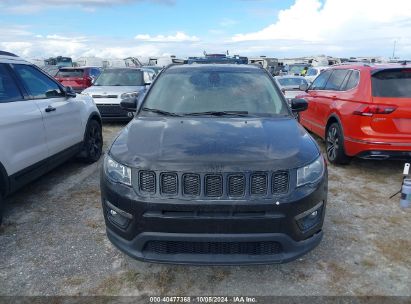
[83,85,145,95]
[109,116,320,171]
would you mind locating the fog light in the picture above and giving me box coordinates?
[308,210,318,219]
[296,202,323,232]
[105,200,132,229]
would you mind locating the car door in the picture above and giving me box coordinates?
[12,64,83,157]
[299,70,332,133]
[0,63,48,178]
[314,69,351,137]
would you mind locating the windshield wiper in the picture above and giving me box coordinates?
[183,111,249,117]
[142,107,182,117]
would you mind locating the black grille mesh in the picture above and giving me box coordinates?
[183,174,200,196]
[135,170,289,197]
[228,175,245,197]
[139,171,156,193]
[251,173,268,195]
[144,240,282,255]
[205,175,223,197]
[161,173,177,195]
[272,171,289,194]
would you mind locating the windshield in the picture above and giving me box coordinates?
[142,68,289,116]
[306,68,318,76]
[56,69,84,78]
[94,69,144,86]
[372,69,411,97]
[277,77,307,87]
[289,65,307,74]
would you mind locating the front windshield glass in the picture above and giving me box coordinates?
[289,65,307,74]
[143,68,290,116]
[306,68,318,76]
[94,69,144,86]
[277,77,308,87]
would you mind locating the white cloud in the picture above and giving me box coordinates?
[135,32,200,42]
[232,0,411,58]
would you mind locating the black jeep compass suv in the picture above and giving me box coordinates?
[100,64,328,265]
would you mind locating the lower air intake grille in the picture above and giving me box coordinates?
[144,240,282,255]
[272,171,289,194]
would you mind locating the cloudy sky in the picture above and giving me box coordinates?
[1,0,411,60]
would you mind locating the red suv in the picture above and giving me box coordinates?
[55,67,101,93]
[298,64,411,164]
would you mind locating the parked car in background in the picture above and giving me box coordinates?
[286,63,311,76]
[0,51,103,225]
[40,65,60,77]
[305,66,330,84]
[298,64,411,164]
[142,66,163,76]
[275,76,309,101]
[82,67,155,121]
[55,67,101,93]
[100,64,327,264]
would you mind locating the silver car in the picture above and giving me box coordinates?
[83,68,155,121]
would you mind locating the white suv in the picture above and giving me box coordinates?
[0,51,103,224]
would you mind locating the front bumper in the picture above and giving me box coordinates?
[96,104,134,121]
[101,172,327,265]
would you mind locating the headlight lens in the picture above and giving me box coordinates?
[104,155,131,186]
[297,155,325,187]
[120,92,139,99]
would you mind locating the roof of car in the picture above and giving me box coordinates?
[0,51,29,64]
[59,66,101,69]
[330,63,410,71]
[167,64,263,73]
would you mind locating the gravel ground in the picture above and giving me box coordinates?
[0,123,410,297]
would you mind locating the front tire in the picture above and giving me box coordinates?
[326,123,351,165]
[81,119,103,163]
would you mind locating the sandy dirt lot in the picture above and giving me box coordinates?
[0,123,410,297]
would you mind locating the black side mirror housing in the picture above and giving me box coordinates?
[291,98,308,112]
[65,86,76,98]
[120,97,137,112]
[299,83,309,92]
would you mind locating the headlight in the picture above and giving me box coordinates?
[120,92,139,99]
[296,155,325,187]
[104,155,131,186]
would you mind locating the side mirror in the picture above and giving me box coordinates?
[291,98,308,112]
[299,83,309,92]
[120,97,137,112]
[65,86,76,98]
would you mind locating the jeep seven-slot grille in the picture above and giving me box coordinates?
[250,173,268,195]
[183,174,201,196]
[205,175,223,197]
[161,173,178,195]
[143,240,282,255]
[134,170,289,198]
[139,171,156,193]
[272,171,289,194]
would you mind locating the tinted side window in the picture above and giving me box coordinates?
[90,68,100,77]
[0,64,23,103]
[345,70,360,90]
[310,70,332,90]
[324,70,350,91]
[13,64,64,99]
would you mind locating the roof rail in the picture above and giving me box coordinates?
[0,51,18,57]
